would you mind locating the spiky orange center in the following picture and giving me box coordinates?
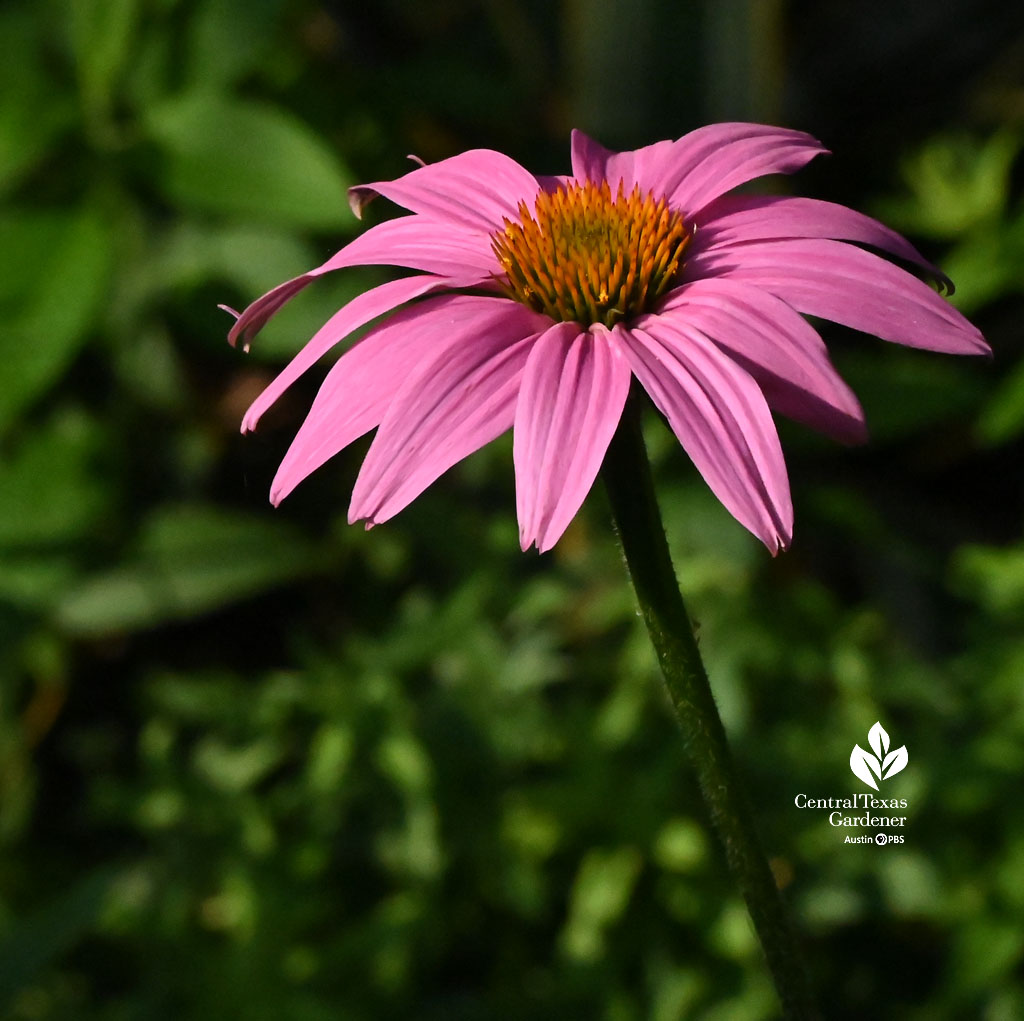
[491,180,691,328]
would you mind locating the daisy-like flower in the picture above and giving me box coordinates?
[226,123,988,553]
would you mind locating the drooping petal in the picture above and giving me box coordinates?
[271,294,517,504]
[617,322,793,552]
[637,123,826,215]
[655,277,866,443]
[692,194,951,290]
[242,275,451,434]
[349,149,541,233]
[228,219,493,350]
[227,274,316,351]
[346,297,550,523]
[513,324,632,552]
[686,238,990,356]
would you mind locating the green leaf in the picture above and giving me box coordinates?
[0,554,80,611]
[875,132,1019,239]
[0,7,75,195]
[560,846,644,962]
[0,210,66,309]
[951,542,1024,614]
[0,411,108,547]
[145,93,356,228]
[150,222,314,298]
[0,208,113,434]
[67,0,142,123]
[950,920,1024,993]
[55,504,327,635]
[184,0,287,92]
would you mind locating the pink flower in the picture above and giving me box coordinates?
[226,124,988,553]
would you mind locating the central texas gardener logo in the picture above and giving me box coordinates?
[850,722,908,791]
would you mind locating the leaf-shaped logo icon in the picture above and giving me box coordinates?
[850,745,881,791]
[851,723,908,788]
[868,722,890,760]
[881,745,908,780]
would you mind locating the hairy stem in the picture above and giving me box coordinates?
[600,394,818,1020]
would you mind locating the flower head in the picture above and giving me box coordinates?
[226,124,988,553]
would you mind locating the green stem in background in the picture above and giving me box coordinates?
[600,394,819,1021]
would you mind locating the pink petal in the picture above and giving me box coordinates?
[514,324,632,552]
[692,194,951,291]
[570,129,615,183]
[349,149,541,233]
[268,294,513,504]
[228,274,317,351]
[328,215,499,277]
[536,174,572,193]
[228,219,492,350]
[573,124,825,215]
[687,238,990,356]
[655,278,867,443]
[569,129,638,192]
[242,275,451,434]
[346,297,551,523]
[617,323,793,553]
[653,123,827,215]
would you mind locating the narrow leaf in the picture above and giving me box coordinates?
[55,504,326,635]
[868,721,890,759]
[850,746,880,791]
[0,208,113,433]
[882,746,909,780]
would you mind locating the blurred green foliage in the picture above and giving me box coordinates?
[2,0,1024,1018]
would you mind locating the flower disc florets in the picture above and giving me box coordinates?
[491,180,692,328]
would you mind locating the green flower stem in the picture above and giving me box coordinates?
[600,394,819,1021]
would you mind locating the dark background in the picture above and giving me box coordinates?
[3,0,1024,1017]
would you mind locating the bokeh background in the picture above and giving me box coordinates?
[3,0,1024,1017]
